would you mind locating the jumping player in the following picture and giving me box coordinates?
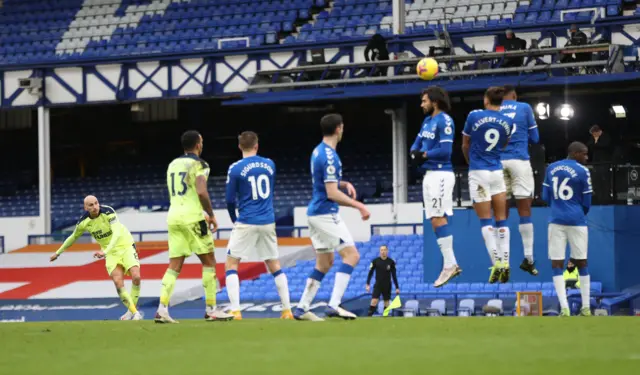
[294,113,371,321]
[50,196,142,320]
[500,85,540,276]
[542,142,593,316]
[224,131,293,320]
[410,86,461,287]
[155,130,233,323]
[462,87,515,283]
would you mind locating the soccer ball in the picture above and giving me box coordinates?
[416,57,439,80]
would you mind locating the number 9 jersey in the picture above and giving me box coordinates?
[167,153,211,226]
[462,109,515,171]
[226,156,276,225]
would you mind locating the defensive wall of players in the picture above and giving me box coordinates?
[2,19,640,108]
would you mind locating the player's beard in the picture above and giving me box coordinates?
[424,105,434,116]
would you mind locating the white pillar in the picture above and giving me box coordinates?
[38,106,51,235]
[392,0,405,35]
[390,105,408,206]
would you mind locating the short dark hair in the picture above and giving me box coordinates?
[320,113,343,136]
[238,131,258,150]
[568,141,588,155]
[422,86,451,112]
[485,86,506,106]
[181,130,201,151]
[503,85,516,96]
[589,125,601,133]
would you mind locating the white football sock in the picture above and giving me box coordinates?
[553,275,569,310]
[273,273,291,310]
[225,273,240,311]
[329,272,352,309]
[437,235,457,268]
[481,226,499,265]
[298,278,321,311]
[579,274,591,310]
[519,223,534,262]
[497,227,511,267]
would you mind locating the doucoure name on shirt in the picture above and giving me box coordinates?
[240,162,274,177]
[472,117,511,134]
[550,165,578,178]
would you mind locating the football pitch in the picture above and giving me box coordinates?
[1,318,639,375]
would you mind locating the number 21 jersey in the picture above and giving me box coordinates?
[226,155,276,225]
[463,109,515,171]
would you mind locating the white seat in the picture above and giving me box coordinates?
[420,9,432,18]
[470,0,484,4]
[380,15,393,24]
[478,4,492,15]
[403,300,420,317]
[505,2,518,13]
[494,3,506,14]
[458,0,470,5]
[409,2,422,11]
[487,299,504,314]
[429,9,443,20]
[467,5,480,15]
[464,16,475,22]
[448,0,459,6]
[445,7,456,15]
[427,299,446,316]
[458,299,475,316]
[453,6,467,18]
[434,0,447,8]
[519,0,530,6]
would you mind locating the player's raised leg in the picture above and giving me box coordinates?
[549,224,571,316]
[110,264,142,320]
[568,226,591,316]
[492,185,511,283]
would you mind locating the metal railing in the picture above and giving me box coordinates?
[27,226,310,245]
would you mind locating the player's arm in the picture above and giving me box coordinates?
[426,121,454,161]
[51,222,85,261]
[461,114,472,164]
[526,104,540,144]
[326,182,369,219]
[391,260,399,291]
[410,130,427,165]
[225,166,238,223]
[196,176,214,218]
[582,170,593,215]
[339,180,357,200]
[541,170,552,205]
[366,261,375,286]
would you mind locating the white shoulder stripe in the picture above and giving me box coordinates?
[440,140,453,143]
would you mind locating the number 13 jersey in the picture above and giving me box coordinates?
[167,153,211,226]
[226,155,276,225]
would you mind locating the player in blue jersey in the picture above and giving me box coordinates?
[462,87,515,283]
[500,85,541,276]
[294,113,371,321]
[225,131,293,320]
[410,86,461,287]
[542,142,593,317]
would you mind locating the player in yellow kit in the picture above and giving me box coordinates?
[50,195,142,320]
[154,130,234,323]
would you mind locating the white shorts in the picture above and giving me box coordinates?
[422,170,455,219]
[227,223,278,261]
[548,224,588,260]
[468,170,507,203]
[308,213,355,253]
[502,159,535,199]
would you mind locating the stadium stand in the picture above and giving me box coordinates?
[0,0,630,64]
[217,233,604,315]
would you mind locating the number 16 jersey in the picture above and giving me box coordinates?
[167,153,210,226]
[226,155,276,225]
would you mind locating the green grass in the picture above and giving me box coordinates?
[1,318,639,375]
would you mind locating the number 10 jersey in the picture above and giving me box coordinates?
[226,155,276,225]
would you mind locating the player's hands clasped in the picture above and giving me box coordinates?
[49,253,59,262]
[365,284,370,293]
[93,251,105,259]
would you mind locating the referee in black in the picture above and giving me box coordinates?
[366,245,399,316]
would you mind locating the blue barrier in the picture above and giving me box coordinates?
[421,206,640,292]
[27,226,310,245]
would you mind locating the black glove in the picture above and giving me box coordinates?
[410,150,427,166]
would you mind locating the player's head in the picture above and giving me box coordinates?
[238,131,259,155]
[421,86,451,115]
[181,130,203,156]
[484,86,506,108]
[567,260,576,271]
[83,195,100,217]
[503,85,517,101]
[320,113,344,141]
[567,141,588,164]
[379,245,389,258]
